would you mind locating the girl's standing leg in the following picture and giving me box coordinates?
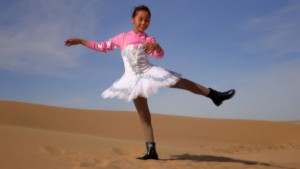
[171,78,235,106]
[133,97,159,160]
[133,97,154,142]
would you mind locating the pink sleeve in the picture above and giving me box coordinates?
[86,33,125,53]
[146,36,164,59]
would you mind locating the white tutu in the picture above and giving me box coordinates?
[101,44,181,102]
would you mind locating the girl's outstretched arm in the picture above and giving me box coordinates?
[65,38,88,47]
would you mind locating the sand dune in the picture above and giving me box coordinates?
[1,100,300,169]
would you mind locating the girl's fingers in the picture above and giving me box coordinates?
[65,39,78,46]
[144,46,152,54]
[65,39,72,46]
[143,43,155,54]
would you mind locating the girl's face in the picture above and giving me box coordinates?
[131,10,150,33]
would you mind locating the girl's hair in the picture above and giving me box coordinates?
[132,5,151,18]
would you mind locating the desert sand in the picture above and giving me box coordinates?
[0,100,300,169]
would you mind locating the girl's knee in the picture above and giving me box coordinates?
[133,96,152,124]
[171,78,189,89]
[138,111,152,124]
[140,118,152,126]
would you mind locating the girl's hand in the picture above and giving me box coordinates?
[65,38,88,47]
[143,42,162,54]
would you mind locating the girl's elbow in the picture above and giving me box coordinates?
[152,52,164,59]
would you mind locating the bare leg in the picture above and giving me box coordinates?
[171,78,236,106]
[171,78,210,96]
[134,97,159,160]
[133,97,154,142]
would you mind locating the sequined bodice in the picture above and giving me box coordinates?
[121,44,152,75]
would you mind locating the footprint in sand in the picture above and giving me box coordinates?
[73,158,110,169]
[111,146,138,157]
[40,145,64,155]
[79,161,95,167]
[112,147,125,156]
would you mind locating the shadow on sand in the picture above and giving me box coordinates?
[161,154,294,169]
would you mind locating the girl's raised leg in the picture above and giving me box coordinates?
[170,78,235,106]
[171,78,210,96]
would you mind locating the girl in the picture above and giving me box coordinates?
[65,5,235,160]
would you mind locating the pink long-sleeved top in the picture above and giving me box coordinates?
[86,30,164,59]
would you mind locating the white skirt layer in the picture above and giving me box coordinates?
[102,65,181,102]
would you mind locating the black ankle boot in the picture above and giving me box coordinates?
[207,88,235,106]
[136,142,159,160]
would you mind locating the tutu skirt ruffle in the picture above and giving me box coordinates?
[102,65,181,102]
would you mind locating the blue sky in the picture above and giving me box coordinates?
[1,0,299,121]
